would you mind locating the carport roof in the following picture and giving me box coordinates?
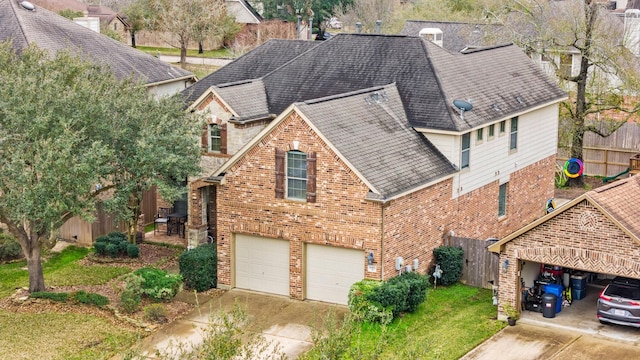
[489,175,640,253]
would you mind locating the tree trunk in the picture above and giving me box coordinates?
[26,243,45,293]
[131,31,137,48]
[180,46,187,69]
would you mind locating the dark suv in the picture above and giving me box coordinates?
[597,276,640,327]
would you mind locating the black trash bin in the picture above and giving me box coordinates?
[542,293,558,318]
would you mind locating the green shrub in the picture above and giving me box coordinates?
[30,291,69,302]
[144,304,168,323]
[95,235,110,243]
[93,241,107,256]
[179,244,217,292]
[70,290,109,307]
[126,243,140,258]
[107,232,127,243]
[116,240,129,255]
[368,279,410,318]
[386,272,429,313]
[119,289,141,314]
[348,280,393,325]
[0,233,22,262]
[133,267,183,301]
[105,243,119,258]
[433,246,464,286]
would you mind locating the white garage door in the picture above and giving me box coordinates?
[306,244,364,305]
[235,234,290,296]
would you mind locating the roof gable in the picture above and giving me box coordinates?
[0,0,193,86]
[489,175,640,252]
[212,79,270,121]
[215,84,457,201]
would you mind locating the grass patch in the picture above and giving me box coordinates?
[0,246,129,298]
[136,46,233,58]
[184,63,221,79]
[0,310,141,360]
[305,283,504,359]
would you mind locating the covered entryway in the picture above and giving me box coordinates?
[235,234,290,296]
[305,244,364,305]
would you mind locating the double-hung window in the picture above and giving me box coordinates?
[286,151,307,200]
[461,133,470,169]
[209,124,221,152]
[509,117,518,151]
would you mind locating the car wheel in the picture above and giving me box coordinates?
[599,320,607,325]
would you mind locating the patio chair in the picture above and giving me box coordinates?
[154,207,173,234]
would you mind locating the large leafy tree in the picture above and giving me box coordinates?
[261,0,352,33]
[488,0,640,183]
[140,0,238,67]
[0,43,202,292]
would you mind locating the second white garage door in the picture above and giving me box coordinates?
[306,244,364,305]
[235,234,289,296]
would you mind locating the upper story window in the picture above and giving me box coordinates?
[209,124,221,152]
[287,151,307,200]
[275,148,316,203]
[499,120,506,135]
[477,128,483,142]
[498,182,508,217]
[488,124,495,138]
[559,53,573,78]
[461,132,470,169]
[509,117,518,151]
[201,121,226,154]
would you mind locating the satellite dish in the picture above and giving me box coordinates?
[453,99,473,112]
[21,1,35,11]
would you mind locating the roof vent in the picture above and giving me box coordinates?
[516,96,525,105]
[21,1,35,11]
[492,103,500,111]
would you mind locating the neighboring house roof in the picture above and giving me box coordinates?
[215,84,457,200]
[226,0,262,24]
[0,0,194,87]
[489,175,640,252]
[182,39,319,104]
[29,0,127,27]
[259,34,565,132]
[400,20,509,53]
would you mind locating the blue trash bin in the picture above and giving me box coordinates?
[544,283,563,314]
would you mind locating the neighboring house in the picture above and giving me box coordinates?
[1,0,196,98]
[400,20,508,53]
[226,0,262,24]
[182,33,566,304]
[489,174,640,320]
[1,0,197,244]
[28,0,131,44]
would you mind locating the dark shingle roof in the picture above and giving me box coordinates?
[400,20,509,53]
[262,34,565,132]
[213,79,270,120]
[182,39,319,104]
[0,0,193,86]
[296,84,457,199]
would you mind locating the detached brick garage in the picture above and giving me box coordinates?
[489,175,640,319]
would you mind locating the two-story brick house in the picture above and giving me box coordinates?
[183,33,566,304]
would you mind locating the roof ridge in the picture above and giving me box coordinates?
[460,43,514,54]
[422,40,459,131]
[302,84,392,105]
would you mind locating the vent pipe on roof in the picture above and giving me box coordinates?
[356,22,362,34]
[20,1,35,11]
[376,20,382,34]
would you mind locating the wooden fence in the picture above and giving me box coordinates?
[57,187,157,245]
[557,122,640,177]
[445,236,500,289]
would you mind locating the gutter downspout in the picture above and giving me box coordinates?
[381,202,385,280]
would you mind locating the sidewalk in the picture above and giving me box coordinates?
[157,55,233,67]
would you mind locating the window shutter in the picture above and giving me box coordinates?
[220,123,227,154]
[201,123,209,151]
[306,151,316,203]
[275,148,285,199]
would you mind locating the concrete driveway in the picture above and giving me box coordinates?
[129,289,347,359]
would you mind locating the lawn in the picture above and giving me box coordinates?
[0,247,140,360]
[303,283,504,360]
[136,45,233,59]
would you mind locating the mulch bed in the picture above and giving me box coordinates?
[0,242,207,330]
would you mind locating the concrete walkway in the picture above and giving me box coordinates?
[121,289,347,359]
